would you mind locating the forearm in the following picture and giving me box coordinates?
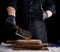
[7,6,16,17]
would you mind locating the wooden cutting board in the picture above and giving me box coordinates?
[6,39,49,50]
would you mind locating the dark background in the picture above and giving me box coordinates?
[0,0,60,43]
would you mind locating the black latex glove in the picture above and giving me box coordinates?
[6,15,16,25]
[42,11,48,20]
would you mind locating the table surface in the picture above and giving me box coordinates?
[0,42,60,52]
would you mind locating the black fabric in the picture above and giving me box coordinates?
[29,19,48,43]
[7,0,17,10]
[22,0,42,13]
[23,11,43,19]
[7,0,56,15]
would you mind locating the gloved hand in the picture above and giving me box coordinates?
[6,15,16,25]
[42,11,48,20]
[5,15,17,35]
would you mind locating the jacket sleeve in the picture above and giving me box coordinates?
[44,0,56,15]
[7,0,17,10]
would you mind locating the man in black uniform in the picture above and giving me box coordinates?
[6,0,56,43]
